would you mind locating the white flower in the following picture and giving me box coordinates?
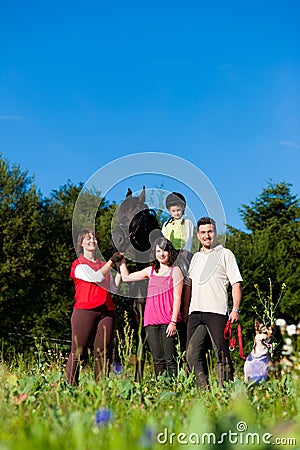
[275,318,286,328]
[286,324,297,336]
[282,344,293,355]
[281,357,293,367]
[285,338,292,345]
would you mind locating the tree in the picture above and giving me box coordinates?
[32,181,84,342]
[0,156,119,352]
[0,154,43,348]
[239,180,299,232]
[226,181,300,340]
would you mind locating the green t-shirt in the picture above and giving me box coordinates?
[163,219,188,250]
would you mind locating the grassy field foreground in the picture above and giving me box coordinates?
[0,339,299,450]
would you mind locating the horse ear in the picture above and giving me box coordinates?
[139,186,146,203]
[126,188,133,198]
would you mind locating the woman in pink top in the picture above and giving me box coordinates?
[119,237,183,378]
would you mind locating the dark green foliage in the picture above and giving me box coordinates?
[0,155,121,351]
[226,181,300,344]
[239,180,299,232]
[96,201,118,260]
[0,155,43,348]
[33,181,83,342]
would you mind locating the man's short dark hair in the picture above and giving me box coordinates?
[196,217,216,231]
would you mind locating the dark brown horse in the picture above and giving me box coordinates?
[112,187,162,380]
[112,187,162,262]
[112,186,191,380]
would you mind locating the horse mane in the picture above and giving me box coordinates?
[112,187,162,255]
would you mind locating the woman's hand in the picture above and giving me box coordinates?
[110,252,124,263]
[166,322,177,337]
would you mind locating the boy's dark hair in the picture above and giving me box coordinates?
[196,217,216,231]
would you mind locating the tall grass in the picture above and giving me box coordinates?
[0,329,299,450]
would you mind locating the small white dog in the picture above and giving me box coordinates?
[244,320,274,384]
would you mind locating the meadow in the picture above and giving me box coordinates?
[0,324,299,450]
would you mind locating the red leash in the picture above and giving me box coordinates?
[224,320,246,361]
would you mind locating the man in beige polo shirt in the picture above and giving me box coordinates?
[185,217,242,388]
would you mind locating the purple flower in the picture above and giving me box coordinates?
[112,361,123,375]
[138,426,155,448]
[95,407,112,427]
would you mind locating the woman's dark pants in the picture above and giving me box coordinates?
[66,305,114,386]
[145,324,178,378]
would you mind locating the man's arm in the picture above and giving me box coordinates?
[228,282,242,323]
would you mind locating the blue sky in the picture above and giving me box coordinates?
[1,0,299,231]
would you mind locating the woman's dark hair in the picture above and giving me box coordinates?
[76,228,97,254]
[150,237,178,272]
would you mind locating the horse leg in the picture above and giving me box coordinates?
[133,301,146,382]
[131,280,147,382]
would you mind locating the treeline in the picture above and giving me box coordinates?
[0,154,299,354]
[0,154,117,352]
[226,180,299,337]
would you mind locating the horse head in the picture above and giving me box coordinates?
[112,186,162,263]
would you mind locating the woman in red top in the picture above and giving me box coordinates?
[66,228,122,385]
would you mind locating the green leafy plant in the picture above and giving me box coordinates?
[253,279,286,326]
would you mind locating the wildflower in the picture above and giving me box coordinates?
[275,318,286,328]
[12,393,28,405]
[112,361,122,375]
[281,356,293,367]
[254,279,285,326]
[282,344,293,356]
[95,407,113,427]
[286,324,297,336]
[282,283,287,290]
[138,425,155,448]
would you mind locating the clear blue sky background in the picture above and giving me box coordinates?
[1,0,299,231]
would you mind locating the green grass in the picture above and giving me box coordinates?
[0,342,299,450]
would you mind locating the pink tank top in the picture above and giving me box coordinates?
[144,267,181,326]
